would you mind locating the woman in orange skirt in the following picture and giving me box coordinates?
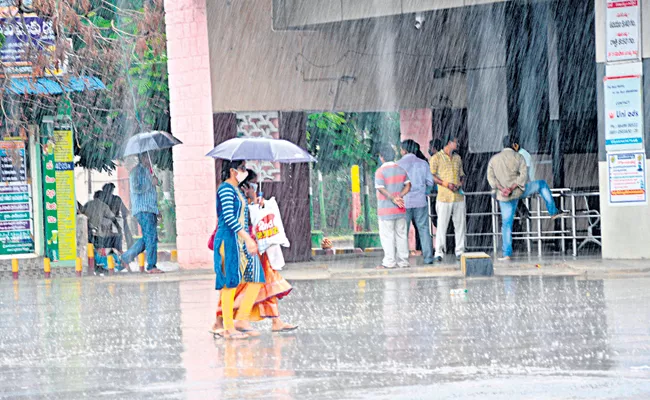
[211,170,297,335]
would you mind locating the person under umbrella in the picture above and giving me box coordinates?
[120,153,163,274]
[211,169,297,336]
[213,160,265,340]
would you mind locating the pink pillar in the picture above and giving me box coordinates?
[400,109,432,152]
[400,109,433,251]
[165,0,215,269]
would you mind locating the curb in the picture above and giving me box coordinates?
[312,248,382,256]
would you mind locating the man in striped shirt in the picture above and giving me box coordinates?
[375,145,411,269]
[121,153,163,274]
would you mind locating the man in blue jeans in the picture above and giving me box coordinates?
[398,140,435,264]
[121,153,163,274]
[488,135,567,261]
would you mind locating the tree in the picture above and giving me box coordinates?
[306,112,374,174]
[0,0,169,172]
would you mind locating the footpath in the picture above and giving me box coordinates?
[18,254,649,284]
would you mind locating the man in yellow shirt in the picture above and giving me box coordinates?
[429,135,466,262]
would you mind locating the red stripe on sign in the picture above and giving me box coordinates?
[378,207,406,216]
[604,75,641,81]
[384,175,406,185]
[608,1,638,8]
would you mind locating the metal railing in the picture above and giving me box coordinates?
[427,189,602,257]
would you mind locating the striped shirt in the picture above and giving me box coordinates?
[429,150,465,203]
[217,183,244,233]
[375,162,409,220]
[130,164,159,216]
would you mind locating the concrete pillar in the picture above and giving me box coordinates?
[596,0,650,259]
[165,0,216,268]
[400,109,432,152]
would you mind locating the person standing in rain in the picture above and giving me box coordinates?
[429,134,466,262]
[375,144,411,269]
[121,153,163,274]
[398,140,434,264]
[98,183,134,249]
[488,134,567,261]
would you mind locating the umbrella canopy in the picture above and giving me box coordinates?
[206,137,317,163]
[123,131,183,157]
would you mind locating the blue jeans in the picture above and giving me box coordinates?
[122,212,158,269]
[499,200,518,257]
[521,180,559,216]
[406,206,434,263]
[499,180,560,257]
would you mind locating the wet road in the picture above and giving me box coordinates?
[1,275,650,399]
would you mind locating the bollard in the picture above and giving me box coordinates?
[87,243,95,275]
[75,257,83,277]
[107,255,115,275]
[11,258,18,280]
[138,253,145,273]
[44,258,51,279]
[170,250,178,262]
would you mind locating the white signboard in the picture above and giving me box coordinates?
[604,64,644,151]
[606,0,641,62]
[608,151,647,206]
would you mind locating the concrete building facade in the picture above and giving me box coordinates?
[165,0,650,267]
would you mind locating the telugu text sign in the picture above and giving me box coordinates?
[0,13,61,77]
[604,73,644,151]
[0,141,33,256]
[606,0,640,62]
[608,151,647,206]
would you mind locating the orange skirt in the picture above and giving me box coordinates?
[216,252,292,320]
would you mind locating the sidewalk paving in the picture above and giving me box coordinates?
[56,254,650,285]
[5,251,650,282]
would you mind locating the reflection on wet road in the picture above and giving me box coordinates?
[1,275,649,399]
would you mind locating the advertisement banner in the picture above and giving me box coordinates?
[606,0,640,62]
[608,151,647,206]
[604,69,644,151]
[0,13,61,77]
[0,141,33,256]
[42,119,76,264]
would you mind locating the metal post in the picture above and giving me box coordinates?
[571,194,577,257]
[525,197,531,254]
[318,170,327,232]
[560,193,566,256]
[536,196,542,257]
[491,197,498,256]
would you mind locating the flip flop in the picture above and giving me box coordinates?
[224,331,249,340]
[236,328,261,337]
[272,325,299,333]
[210,329,226,337]
[375,265,396,270]
[147,268,164,274]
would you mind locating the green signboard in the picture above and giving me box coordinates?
[41,117,76,265]
[0,140,34,256]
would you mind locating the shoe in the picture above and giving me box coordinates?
[399,264,411,269]
[456,254,463,261]
[497,256,511,262]
[423,259,434,265]
[434,256,443,263]
[551,211,569,221]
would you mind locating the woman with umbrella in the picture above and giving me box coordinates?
[211,169,297,335]
[208,137,315,339]
[214,160,265,340]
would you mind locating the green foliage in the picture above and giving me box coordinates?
[72,3,170,172]
[307,112,374,175]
